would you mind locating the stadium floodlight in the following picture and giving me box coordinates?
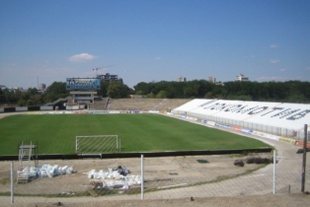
[75,135,120,154]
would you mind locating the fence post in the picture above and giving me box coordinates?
[301,124,308,192]
[141,154,144,200]
[273,150,277,194]
[11,161,14,204]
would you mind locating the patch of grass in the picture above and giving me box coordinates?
[0,178,10,185]
[196,159,209,163]
[0,114,270,155]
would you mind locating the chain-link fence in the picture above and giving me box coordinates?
[0,139,309,206]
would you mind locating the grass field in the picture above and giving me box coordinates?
[0,113,269,155]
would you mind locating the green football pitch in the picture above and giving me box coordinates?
[0,114,269,155]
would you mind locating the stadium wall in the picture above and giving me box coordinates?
[0,106,55,113]
[171,99,310,140]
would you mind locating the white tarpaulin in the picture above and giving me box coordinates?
[18,164,74,179]
[87,166,141,190]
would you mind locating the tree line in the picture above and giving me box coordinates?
[134,80,310,102]
[0,80,309,106]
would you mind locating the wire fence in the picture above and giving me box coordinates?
[0,143,309,206]
[185,112,307,140]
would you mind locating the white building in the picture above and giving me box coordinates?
[178,76,186,82]
[208,76,216,83]
[235,74,249,82]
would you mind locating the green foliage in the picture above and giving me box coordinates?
[43,82,69,102]
[132,80,310,103]
[107,82,131,98]
[0,114,269,155]
[1,80,310,106]
[99,81,109,96]
[0,87,43,106]
[156,90,167,98]
[134,82,150,95]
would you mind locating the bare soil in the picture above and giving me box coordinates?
[12,194,310,207]
[0,154,290,207]
[0,154,268,195]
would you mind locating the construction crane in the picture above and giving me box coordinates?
[93,65,114,76]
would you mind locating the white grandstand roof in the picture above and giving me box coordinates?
[173,99,310,131]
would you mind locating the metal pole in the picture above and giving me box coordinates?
[75,137,77,153]
[11,161,14,204]
[141,154,144,200]
[273,150,277,194]
[301,124,308,192]
[118,138,121,152]
[116,136,118,151]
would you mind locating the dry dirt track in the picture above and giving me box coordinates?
[1,194,309,207]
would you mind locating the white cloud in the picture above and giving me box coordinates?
[269,44,279,49]
[280,68,287,72]
[269,59,280,64]
[69,53,96,62]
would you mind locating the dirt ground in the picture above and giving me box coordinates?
[8,194,310,207]
[0,154,268,194]
[1,154,309,207]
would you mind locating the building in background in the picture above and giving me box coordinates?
[208,76,216,83]
[178,76,186,82]
[66,78,101,108]
[38,83,46,92]
[96,73,123,83]
[235,74,249,82]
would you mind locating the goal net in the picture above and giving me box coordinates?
[75,135,120,154]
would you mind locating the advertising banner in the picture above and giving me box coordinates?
[66,78,101,91]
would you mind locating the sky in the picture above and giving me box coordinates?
[0,0,310,89]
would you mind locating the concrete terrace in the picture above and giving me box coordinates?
[105,98,191,112]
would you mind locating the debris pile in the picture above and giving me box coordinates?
[18,164,74,179]
[234,156,272,167]
[87,166,141,190]
[245,157,271,164]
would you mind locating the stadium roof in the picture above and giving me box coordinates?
[173,99,310,131]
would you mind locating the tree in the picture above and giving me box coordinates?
[2,88,18,105]
[99,81,109,97]
[134,82,150,95]
[183,82,199,98]
[43,82,69,102]
[156,90,167,98]
[16,88,42,106]
[107,82,131,98]
[0,88,4,104]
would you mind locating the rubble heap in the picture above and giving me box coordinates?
[87,166,141,190]
[17,164,74,180]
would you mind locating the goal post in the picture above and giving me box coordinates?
[75,135,121,154]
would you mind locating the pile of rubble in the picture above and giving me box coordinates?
[234,156,272,167]
[87,166,141,190]
[18,164,74,179]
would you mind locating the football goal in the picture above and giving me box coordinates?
[75,135,120,154]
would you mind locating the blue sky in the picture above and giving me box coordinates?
[0,0,309,89]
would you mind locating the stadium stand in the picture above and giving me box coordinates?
[0,98,190,113]
[172,99,310,140]
[90,97,110,110]
[107,98,190,112]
